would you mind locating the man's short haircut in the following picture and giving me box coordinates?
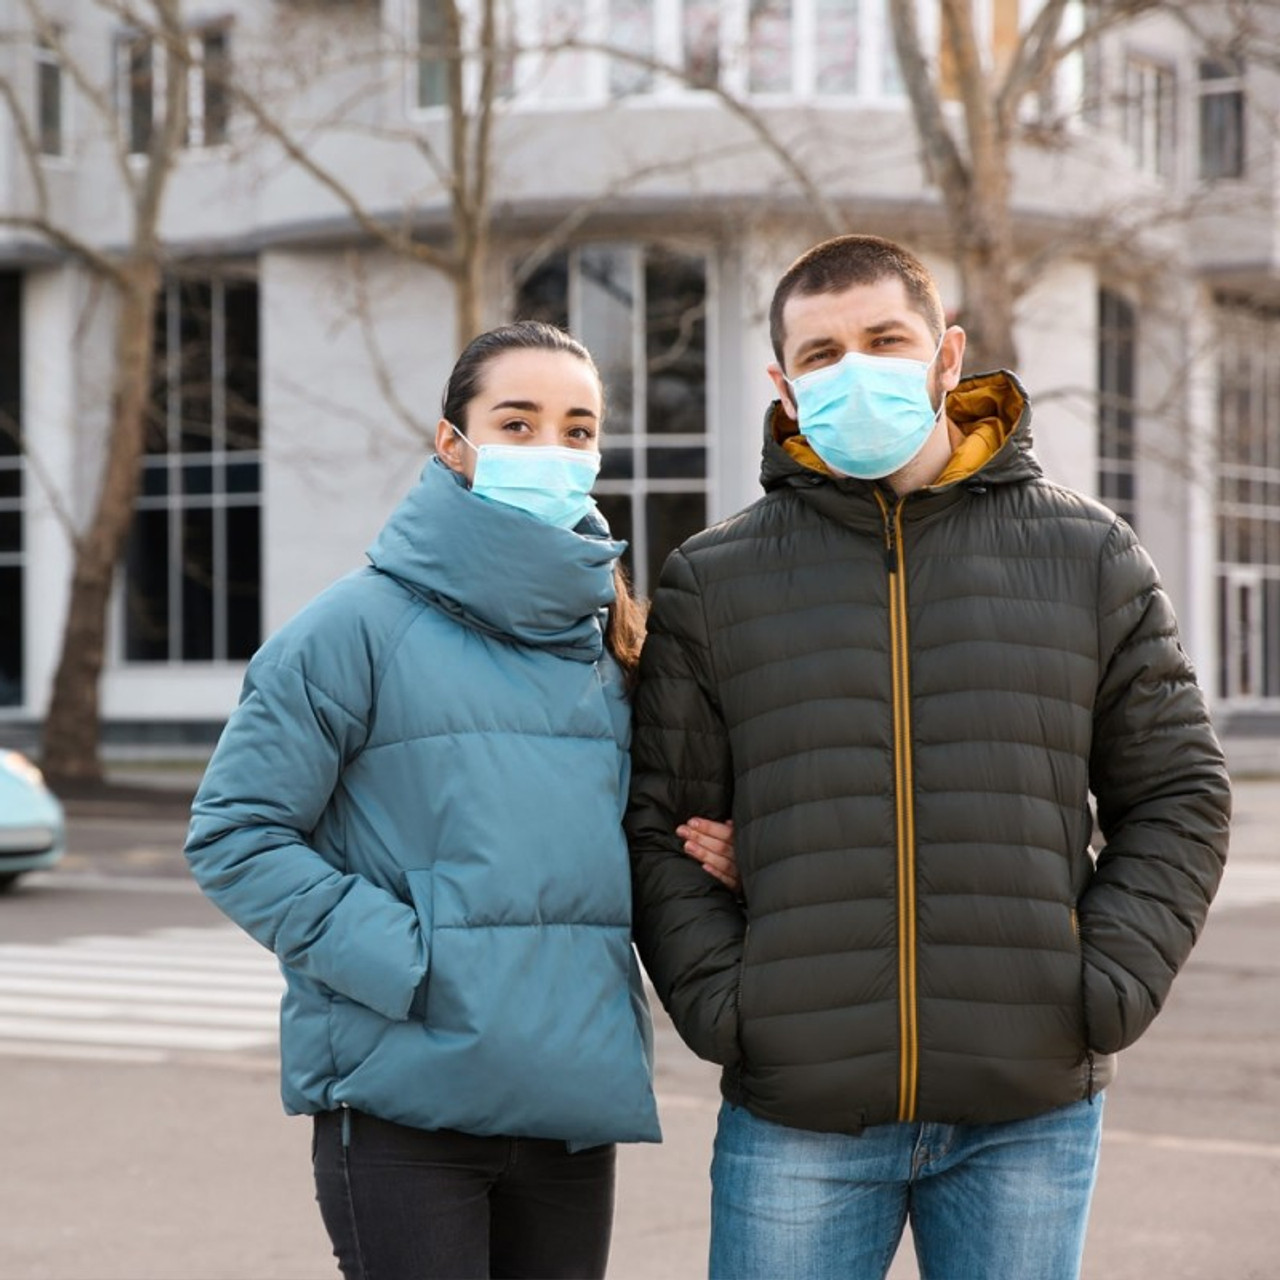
[769,234,946,366]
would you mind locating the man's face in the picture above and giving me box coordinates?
[767,276,963,421]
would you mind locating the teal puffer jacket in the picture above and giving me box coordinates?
[186,459,661,1147]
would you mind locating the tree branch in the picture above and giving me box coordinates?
[887,0,970,195]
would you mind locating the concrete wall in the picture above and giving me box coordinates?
[260,245,452,638]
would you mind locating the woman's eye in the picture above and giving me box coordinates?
[567,426,597,442]
[500,418,532,434]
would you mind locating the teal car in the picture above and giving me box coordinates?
[0,751,65,892]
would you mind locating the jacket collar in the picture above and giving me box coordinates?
[366,458,624,661]
[760,369,1043,500]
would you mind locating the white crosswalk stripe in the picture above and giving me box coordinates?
[0,924,284,1064]
[1213,861,1280,911]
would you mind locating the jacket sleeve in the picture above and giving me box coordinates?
[1079,519,1231,1054]
[185,640,427,1023]
[626,547,744,1066]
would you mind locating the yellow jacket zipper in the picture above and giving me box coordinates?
[878,492,919,1122]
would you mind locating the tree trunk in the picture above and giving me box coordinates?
[951,175,1020,373]
[42,261,161,785]
[454,241,483,347]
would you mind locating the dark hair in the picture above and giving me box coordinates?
[440,320,646,678]
[769,234,946,367]
[442,320,602,432]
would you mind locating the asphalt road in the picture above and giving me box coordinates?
[2,781,1278,1279]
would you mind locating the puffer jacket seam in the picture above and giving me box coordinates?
[251,657,367,731]
[1093,519,1119,683]
[364,593,427,751]
[675,548,724,696]
[433,920,631,930]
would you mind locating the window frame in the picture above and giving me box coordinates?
[116,20,233,159]
[123,273,262,667]
[0,273,23,710]
[35,32,67,160]
[1197,55,1246,183]
[404,0,909,112]
[511,239,717,598]
[1096,287,1138,530]
[1122,53,1176,180]
[1215,302,1280,706]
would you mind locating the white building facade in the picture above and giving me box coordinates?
[0,0,1277,747]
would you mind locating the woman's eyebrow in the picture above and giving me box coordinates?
[489,399,598,419]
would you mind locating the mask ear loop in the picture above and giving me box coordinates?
[925,331,950,421]
[441,421,477,482]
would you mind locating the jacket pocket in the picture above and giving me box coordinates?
[1070,900,1095,1078]
[404,868,434,1021]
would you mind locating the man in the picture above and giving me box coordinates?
[627,234,1231,1280]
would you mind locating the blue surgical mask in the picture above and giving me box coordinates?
[451,425,602,530]
[786,339,945,480]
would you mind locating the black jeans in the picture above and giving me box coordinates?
[312,1108,616,1279]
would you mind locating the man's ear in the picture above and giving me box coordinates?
[938,327,967,391]
[767,363,798,421]
[434,418,467,473]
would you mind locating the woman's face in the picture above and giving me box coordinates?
[435,348,603,483]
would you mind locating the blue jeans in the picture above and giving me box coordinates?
[709,1095,1104,1280]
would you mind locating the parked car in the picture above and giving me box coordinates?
[0,750,66,892]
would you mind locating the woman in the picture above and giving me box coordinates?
[184,321,735,1280]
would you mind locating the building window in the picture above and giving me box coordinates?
[748,0,793,94]
[1216,304,1280,703]
[1198,57,1245,181]
[35,35,64,157]
[417,0,449,108]
[1097,289,1137,530]
[684,0,721,89]
[1123,56,1175,179]
[608,0,655,96]
[534,0,594,101]
[124,276,261,664]
[0,274,22,708]
[463,0,903,106]
[415,0,517,110]
[815,0,859,95]
[117,23,231,156]
[187,27,230,148]
[515,243,710,597]
[119,31,153,155]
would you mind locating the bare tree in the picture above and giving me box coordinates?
[888,0,1280,372]
[0,0,189,784]
[237,0,501,347]
[888,0,1085,370]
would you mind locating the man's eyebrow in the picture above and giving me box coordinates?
[863,318,914,335]
[792,336,838,359]
[489,399,598,419]
[792,318,915,359]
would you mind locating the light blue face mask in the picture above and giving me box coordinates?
[786,338,945,480]
[451,425,602,530]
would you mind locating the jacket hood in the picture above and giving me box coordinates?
[760,369,1043,495]
[367,457,625,660]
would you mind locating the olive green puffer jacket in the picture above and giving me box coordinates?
[627,371,1230,1132]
